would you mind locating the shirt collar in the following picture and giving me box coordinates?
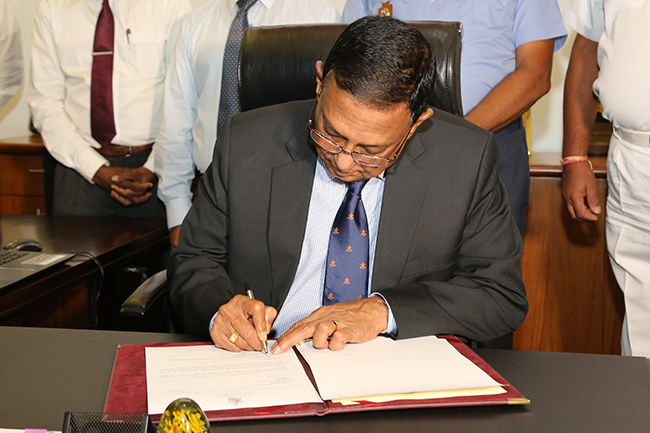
[316,157,386,186]
[227,0,274,13]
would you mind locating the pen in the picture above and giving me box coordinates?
[245,284,269,354]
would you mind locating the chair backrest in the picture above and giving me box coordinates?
[239,22,463,116]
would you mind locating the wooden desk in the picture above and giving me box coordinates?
[515,153,623,354]
[0,215,169,330]
[2,326,650,432]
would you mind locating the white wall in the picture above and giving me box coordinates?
[0,0,39,139]
[530,0,573,152]
[0,0,567,153]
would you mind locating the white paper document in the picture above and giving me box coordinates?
[298,336,501,400]
[145,345,322,414]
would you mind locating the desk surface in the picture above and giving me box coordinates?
[1,326,649,433]
[0,214,167,258]
[0,215,169,328]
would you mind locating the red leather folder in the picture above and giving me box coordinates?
[104,336,529,422]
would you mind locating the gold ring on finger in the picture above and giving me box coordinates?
[229,331,239,344]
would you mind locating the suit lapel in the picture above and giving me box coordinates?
[372,133,429,291]
[268,129,317,308]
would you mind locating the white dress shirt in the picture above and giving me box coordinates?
[28,0,191,183]
[565,0,650,132]
[154,0,340,229]
[0,0,23,109]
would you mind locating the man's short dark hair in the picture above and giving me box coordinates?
[322,16,435,123]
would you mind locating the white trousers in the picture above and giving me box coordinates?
[607,129,650,357]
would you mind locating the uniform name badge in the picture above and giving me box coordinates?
[378,1,393,17]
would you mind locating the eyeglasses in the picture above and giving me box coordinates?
[306,98,411,168]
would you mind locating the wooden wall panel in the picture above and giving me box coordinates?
[514,159,624,354]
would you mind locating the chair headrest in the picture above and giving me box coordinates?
[239,22,463,116]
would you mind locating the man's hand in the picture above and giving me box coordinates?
[169,225,181,250]
[110,166,156,206]
[110,167,156,206]
[562,162,601,221]
[272,296,389,354]
[210,294,277,352]
[92,166,156,206]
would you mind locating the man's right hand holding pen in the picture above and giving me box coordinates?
[210,291,389,355]
[210,293,277,353]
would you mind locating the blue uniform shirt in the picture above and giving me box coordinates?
[342,0,567,113]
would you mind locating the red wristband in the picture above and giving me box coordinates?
[560,156,592,169]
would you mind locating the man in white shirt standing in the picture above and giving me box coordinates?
[155,0,340,247]
[0,0,22,110]
[562,0,650,357]
[28,0,191,217]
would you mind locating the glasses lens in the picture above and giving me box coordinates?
[354,154,389,167]
[309,129,390,167]
[310,129,340,153]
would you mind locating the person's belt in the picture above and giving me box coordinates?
[95,143,154,157]
[614,127,650,148]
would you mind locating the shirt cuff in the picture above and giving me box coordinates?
[80,150,110,184]
[208,310,219,333]
[164,196,194,229]
[369,292,397,336]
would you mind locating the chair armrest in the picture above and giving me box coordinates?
[119,270,167,316]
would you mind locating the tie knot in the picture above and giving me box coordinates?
[347,180,369,197]
[237,0,258,14]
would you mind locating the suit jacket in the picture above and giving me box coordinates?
[168,99,527,342]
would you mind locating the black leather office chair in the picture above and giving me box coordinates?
[240,22,462,115]
[120,21,463,332]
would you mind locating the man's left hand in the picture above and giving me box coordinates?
[110,167,156,206]
[271,296,389,354]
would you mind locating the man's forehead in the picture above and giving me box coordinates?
[319,80,412,122]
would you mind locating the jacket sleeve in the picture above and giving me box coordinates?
[167,116,235,336]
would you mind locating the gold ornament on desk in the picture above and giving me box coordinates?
[157,398,211,433]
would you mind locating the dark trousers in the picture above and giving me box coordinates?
[494,118,530,237]
[51,149,165,219]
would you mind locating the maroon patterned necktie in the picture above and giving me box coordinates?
[90,0,116,148]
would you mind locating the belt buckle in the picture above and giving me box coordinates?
[126,146,133,157]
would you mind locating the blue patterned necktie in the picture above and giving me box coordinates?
[217,0,258,132]
[323,180,370,305]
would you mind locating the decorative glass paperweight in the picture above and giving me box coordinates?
[156,398,211,433]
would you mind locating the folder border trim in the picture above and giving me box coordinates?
[507,397,531,405]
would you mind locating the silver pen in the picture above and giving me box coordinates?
[245,284,269,354]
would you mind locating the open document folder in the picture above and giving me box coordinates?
[104,336,529,422]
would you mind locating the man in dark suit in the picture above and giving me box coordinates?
[169,16,527,354]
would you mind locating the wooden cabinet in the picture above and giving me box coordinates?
[0,135,46,215]
[514,153,624,354]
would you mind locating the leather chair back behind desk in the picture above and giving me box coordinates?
[239,22,463,116]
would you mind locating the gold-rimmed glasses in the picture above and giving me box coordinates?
[306,98,411,168]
